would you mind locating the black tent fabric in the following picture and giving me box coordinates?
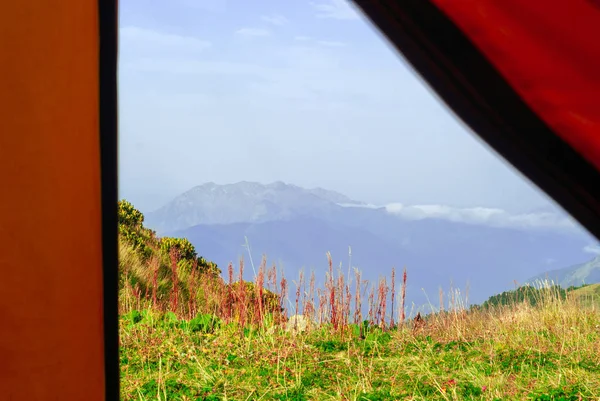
[352,0,600,240]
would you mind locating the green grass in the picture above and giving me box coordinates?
[120,298,600,401]
[117,200,600,400]
[570,284,600,310]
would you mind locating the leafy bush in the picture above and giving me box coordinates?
[118,199,155,259]
[160,237,198,261]
[160,311,180,328]
[185,313,221,333]
[118,199,144,228]
[197,256,220,274]
[123,310,143,326]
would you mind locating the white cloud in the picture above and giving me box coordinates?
[119,25,421,110]
[120,26,212,52]
[311,0,361,20]
[235,28,271,37]
[261,14,289,26]
[179,0,228,12]
[337,202,378,209]
[345,202,579,232]
[583,244,600,254]
[122,59,270,77]
[317,40,347,47]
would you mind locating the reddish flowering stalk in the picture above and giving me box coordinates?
[228,262,234,286]
[367,284,375,326]
[306,271,316,321]
[151,256,159,309]
[377,278,388,329]
[345,284,351,329]
[238,258,246,328]
[267,263,276,293]
[169,247,180,314]
[255,257,266,325]
[390,267,396,328]
[301,270,308,318]
[294,270,304,330]
[375,279,382,327]
[400,268,407,324]
[326,252,338,330]
[188,258,199,319]
[354,269,362,325]
[279,272,288,321]
[226,262,234,323]
[317,289,325,325]
[201,271,211,315]
[337,271,345,330]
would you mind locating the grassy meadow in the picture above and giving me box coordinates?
[118,200,600,400]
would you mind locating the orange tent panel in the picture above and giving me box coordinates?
[0,1,107,399]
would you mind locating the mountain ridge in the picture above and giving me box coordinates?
[146,181,364,233]
[527,255,600,287]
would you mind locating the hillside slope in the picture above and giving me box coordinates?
[527,255,600,288]
[118,199,283,323]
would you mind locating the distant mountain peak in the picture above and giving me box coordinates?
[267,180,293,189]
[145,181,363,233]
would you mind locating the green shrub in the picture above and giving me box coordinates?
[118,199,155,259]
[160,311,180,328]
[160,237,197,261]
[123,310,143,325]
[185,313,221,334]
[118,199,144,228]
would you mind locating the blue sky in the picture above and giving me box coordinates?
[117,0,566,220]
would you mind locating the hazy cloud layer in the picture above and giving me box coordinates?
[583,244,600,255]
[384,203,578,231]
[261,14,289,26]
[120,26,212,53]
[311,0,361,20]
[339,202,579,233]
[235,28,271,37]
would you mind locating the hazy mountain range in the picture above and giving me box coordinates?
[527,255,600,288]
[146,181,365,232]
[143,181,599,308]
